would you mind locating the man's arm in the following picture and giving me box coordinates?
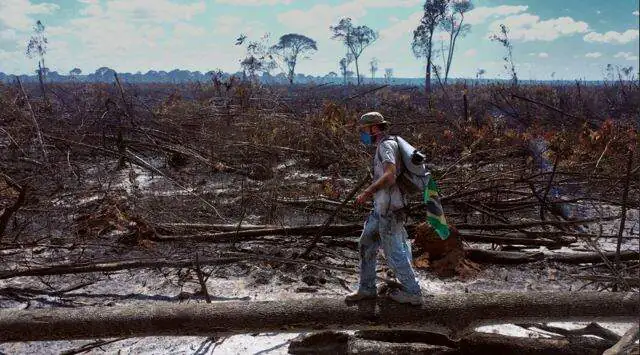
[356,162,396,204]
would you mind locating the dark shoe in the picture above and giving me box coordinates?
[345,289,377,302]
[389,289,423,305]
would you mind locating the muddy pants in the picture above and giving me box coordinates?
[358,211,421,295]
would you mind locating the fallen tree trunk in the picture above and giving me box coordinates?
[290,329,618,355]
[466,249,545,264]
[2,249,637,280]
[155,225,576,248]
[0,253,366,280]
[155,223,276,234]
[0,257,242,279]
[455,215,621,230]
[0,292,637,342]
[289,331,456,354]
[154,224,361,242]
[459,233,571,247]
[155,220,619,238]
[466,249,639,265]
[460,331,616,355]
[552,251,639,264]
[573,275,640,288]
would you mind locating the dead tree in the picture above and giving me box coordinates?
[0,292,637,342]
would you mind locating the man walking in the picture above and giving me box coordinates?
[346,112,423,305]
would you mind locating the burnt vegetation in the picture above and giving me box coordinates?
[1,75,638,350]
[0,1,639,353]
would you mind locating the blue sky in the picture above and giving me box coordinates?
[0,0,638,80]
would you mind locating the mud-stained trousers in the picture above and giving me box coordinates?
[357,210,421,295]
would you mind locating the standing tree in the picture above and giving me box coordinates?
[69,68,82,77]
[270,34,317,85]
[235,33,276,82]
[412,0,448,95]
[620,66,634,81]
[440,0,473,84]
[240,56,264,80]
[369,57,379,83]
[476,68,485,80]
[490,24,518,85]
[384,68,394,84]
[26,20,48,100]
[339,54,354,85]
[330,18,378,85]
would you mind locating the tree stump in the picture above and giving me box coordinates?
[413,223,480,279]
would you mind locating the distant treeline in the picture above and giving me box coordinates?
[0,67,608,86]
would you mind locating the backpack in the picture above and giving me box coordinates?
[378,136,450,240]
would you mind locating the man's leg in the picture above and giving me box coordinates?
[378,213,422,298]
[357,212,380,293]
[347,212,380,301]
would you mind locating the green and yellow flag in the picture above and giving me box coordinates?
[423,178,450,240]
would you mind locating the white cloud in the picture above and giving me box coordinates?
[614,52,639,61]
[354,0,422,7]
[489,14,589,41]
[633,10,639,16]
[0,49,17,61]
[103,0,205,23]
[585,52,602,58]
[79,3,102,16]
[277,3,367,33]
[173,22,205,37]
[466,5,528,25]
[0,0,59,30]
[214,16,244,35]
[276,1,370,74]
[47,25,73,37]
[30,0,214,75]
[583,29,639,44]
[529,52,549,58]
[378,11,422,43]
[277,0,422,34]
[219,0,420,5]
[67,0,207,48]
[0,28,17,41]
[464,48,477,57]
[215,0,292,5]
[212,16,267,43]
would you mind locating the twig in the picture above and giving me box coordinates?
[517,322,621,342]
[341,85,389,102]
[586,225,631,291]
[615,149,634,268]
[572,275,639,288]
[60,337,128,355]
[16,77,48,161]
[114,72,133,124]
[594,138,613,172]
[511,93,582,122]
[300,175,370,259]
[0,173,26,241]
[539,155,560,221]
[194,254,211,303]
[125,149,226,221]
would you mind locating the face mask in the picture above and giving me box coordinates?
[360,131,373,145]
